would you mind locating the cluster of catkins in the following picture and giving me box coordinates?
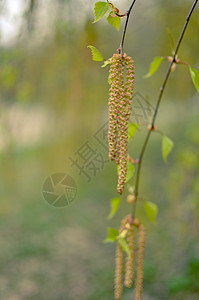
[115,215,146,300]
[108,53,135,194]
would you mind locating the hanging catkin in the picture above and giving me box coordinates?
[114,216,146,300]
[117,54,135,194]
[134,224,146,300]
[108,53,135,194]
[108,54,125,161]
[124,225,135,288]
[114,214,131,300]
[114,239,124,300]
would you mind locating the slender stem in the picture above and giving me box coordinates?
[120,0,137,56]
[178,61,190,67]
[132,0,198,218]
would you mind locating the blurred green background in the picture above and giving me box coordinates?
[0,0,199,299]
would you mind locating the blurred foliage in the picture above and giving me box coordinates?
[0,0,199,299]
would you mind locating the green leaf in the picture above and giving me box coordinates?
[167,28,175,54]
[104,227,119,243]
[119,238,131,257]
[145,201,158,224]
[162,135,174,163]
[126,161,135,182]
[107,197,121,220]
[101,60,110,68]
[87,45,104,61]
[93,1,109,23]
[119,229,128,239]
[189,67,199,93]
[128,123,139,141]
[107,12,121,31]
[144,56,164,78]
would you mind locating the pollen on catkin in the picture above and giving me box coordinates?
[135,224,146,300]
[121,214,132,228]
[114,241,124,300]
[114,214,131,300]
[108,54,125,161]
[124,225,135,288]
[108,53,135,195]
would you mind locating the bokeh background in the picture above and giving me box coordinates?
[0,0,199,299]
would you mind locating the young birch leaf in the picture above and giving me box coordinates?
[119,229,128,239]
[189,67,199,93]
[128,123,139,141]
[104,227,119,243]
[162,135,174,163]
[87,46,104,61]
[167,28,175,54]
[144,56,164,78]
[101,60,110,68]
[126,161,135,182]
[145,201,158,224]
[93,1,109,23]
[119,238,131,257]
[107,197,121,219]
[107,12,121,31]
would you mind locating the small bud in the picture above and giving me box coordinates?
[167,56,173,62]
[147,124,157,131]
[133,218,140,227]
[128,186,135,194]
[171,63,176,73]
[127,194,136,204]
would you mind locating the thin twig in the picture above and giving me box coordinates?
[116,12,128,18]
[119,0,137,56]
[132,0,198,218]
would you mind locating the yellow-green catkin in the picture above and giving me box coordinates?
[114,214,131,300]
[114,241,124,300]
[124,225,135,288]
[135,224,146,300]
[108,53,135,195]
[121,214,131,228]
[108,53,125,161]
[117,54,135,194]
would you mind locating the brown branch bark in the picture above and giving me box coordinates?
[132,0,198,218]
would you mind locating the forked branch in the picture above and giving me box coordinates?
[132,0,198,218]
